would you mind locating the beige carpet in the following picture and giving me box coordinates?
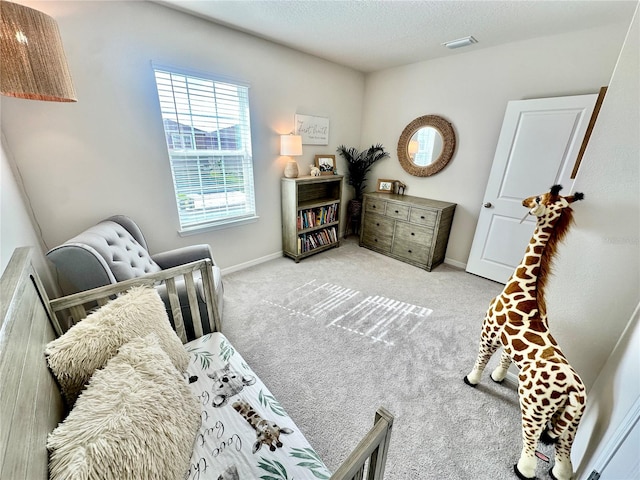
[220,237,558,479]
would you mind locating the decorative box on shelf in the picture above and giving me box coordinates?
[281,175,343,262]
[359,192,456,271]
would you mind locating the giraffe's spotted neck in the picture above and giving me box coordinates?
[504,202,572,321]
[505,221,551,315]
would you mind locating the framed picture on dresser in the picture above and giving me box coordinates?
[376,179,394,193]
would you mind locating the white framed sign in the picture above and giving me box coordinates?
[295,114,329,145]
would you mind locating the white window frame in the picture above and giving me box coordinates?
[152,63,257,233]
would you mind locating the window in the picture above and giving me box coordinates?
[153,65,256,232]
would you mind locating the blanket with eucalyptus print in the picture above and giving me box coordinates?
[184,332,331,480]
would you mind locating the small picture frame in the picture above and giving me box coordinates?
[376,179,394,193]
[315,155,335,175]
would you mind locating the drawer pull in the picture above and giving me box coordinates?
[376,223,380,226]
[408,250,412,253]
[421,216,425,219]
[411,232,415,236]
[374,239,378,242]
[395,210,399,214]
[372,205,377,209]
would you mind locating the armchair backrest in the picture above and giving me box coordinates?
[47,217,162,294]
[105,214,150,251]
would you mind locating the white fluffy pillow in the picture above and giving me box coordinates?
[47,334,201,480]
[45,286,189,406]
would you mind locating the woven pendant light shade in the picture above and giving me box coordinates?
[1,1,77,102]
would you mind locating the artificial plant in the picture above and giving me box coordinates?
[337,143,390,200]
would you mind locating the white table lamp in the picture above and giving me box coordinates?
[281,134,303,178]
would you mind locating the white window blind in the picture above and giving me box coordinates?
[152,65,256,232]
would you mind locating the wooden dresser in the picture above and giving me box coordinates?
[359,193,456,271]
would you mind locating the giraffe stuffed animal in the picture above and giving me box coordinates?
[232,400,293,453]
[464,185,586,480]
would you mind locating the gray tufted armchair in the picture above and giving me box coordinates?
[46,215,223,336]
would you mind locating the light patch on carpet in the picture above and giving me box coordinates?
[265,280,359,316]
[327,295,433,346]
[266,280,432,346]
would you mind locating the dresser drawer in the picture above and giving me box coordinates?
[392,221,433,266]
[364,197,387,215]
[392,238,430,264]
[384,203,410,220]
[409,207,437,228]
[361,214,393,251]
[394,221,433,246]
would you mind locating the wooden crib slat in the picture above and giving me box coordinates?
[165,277,187,343]
[184,272,203,338]
[69,305,86,325]
[96,297,109,307]
[352,465,364,480]
[330,407,393,480]
[200,262,221,333]
[367,408,394,480]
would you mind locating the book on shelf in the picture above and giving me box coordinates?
[298,226,338,253]
[297,203,338,230]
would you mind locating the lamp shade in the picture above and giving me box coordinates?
[280,134,302,156]
[408,139,419,156]
[1,0,77,102]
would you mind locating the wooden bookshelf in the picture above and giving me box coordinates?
[281,175,343,262]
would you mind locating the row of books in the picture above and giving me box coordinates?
[298,226,338,253]
[297,203,338,230]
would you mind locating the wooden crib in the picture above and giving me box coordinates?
[0,247,393,480]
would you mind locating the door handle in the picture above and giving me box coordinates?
[483,202,493,208]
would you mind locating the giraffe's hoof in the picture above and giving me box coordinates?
[540,429,557,445]
[513,464,536,480]
[491,375,505,384]
[463,376,477,387]
[549,467,559,480]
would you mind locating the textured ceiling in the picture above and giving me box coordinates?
[153,0,637,72]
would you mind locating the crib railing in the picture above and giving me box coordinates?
[330,407,394,480]
[46,259,220,342]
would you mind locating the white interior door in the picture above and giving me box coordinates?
[597,413,640,480]
[466,94,597,283]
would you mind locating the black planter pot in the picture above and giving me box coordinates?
[345,199,363,238]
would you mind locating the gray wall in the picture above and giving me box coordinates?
[1,136,57,295]
[361,22,628,268]
[568,10,639,476]
[551,6,639,392]
[0,0,365,271]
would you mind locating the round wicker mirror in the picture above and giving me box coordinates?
[397,115,456,176]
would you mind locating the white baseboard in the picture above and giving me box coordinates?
[225,252,466,275]
[220,251,283,275]
[444,257,466,270]
[504,371,519,388]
